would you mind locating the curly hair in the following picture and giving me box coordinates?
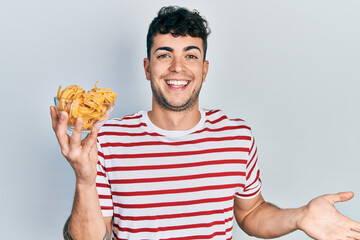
[146,6,211,60]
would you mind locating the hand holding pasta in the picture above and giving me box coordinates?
[55,82,117,130]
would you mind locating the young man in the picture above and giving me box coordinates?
[50,6,360,240]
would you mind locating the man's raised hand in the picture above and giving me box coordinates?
[298,192,360,240]
[50,106,99,186]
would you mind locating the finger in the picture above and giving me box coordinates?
[351,222,360,233]
[326,192,354,204]
[349,230,360,240]
[82,128,99,153]
[70,118,84,148]
[50,106,69,157]
[54,110,71,154]
[50,106,59,130]
[57,110,70,134]
[89,137,99,164]
[81,127,97,145]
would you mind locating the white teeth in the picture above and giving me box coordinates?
[166,80,188,86]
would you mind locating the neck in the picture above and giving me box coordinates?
[148,103,201,131]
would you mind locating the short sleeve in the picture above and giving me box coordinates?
[96,140,114,217]
[235,130,262,199]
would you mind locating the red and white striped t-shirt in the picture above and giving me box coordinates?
[96,108,261,240]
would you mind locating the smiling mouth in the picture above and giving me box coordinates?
[166,80,190,88]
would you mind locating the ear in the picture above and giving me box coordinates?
[202,60,209,82]
[143,58,151,81]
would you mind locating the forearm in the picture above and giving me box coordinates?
[238,202,304,239]
[66,182,108,240]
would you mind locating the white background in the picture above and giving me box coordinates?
[1,0,359,239]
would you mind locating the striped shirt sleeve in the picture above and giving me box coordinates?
[235,129,262,199]
[96,140,114,217]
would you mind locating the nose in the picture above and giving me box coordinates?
[169,57,185,73]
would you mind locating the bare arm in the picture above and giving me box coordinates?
[234,193,302,238]
[50,106,110,239]
[66,183,110,239]
[234,192,360,239]
[63,216,112,240]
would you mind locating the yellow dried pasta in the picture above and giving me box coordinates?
[57,81,117,130]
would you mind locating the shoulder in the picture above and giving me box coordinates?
[97,111,146,137]
[104,111,143,126]
[203,108,252,130]
[202,108,255,148]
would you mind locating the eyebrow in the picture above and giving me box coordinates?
[154,46,173,53]
[154,45,202,54]
[184,46,201,53]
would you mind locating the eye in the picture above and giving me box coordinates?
[186,55,198,59]
[157,53,170,59]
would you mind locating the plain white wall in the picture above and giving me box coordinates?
[1,0,359,239]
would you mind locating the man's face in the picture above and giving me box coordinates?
[144,33,209,112]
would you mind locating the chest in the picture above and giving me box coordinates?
[104,141,249,205]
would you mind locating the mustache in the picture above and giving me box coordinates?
[160,72,194,80]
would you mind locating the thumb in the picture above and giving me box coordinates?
[83,127,99,152]
[327,191,354,204]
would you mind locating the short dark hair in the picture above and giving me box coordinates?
[146,6,211,60]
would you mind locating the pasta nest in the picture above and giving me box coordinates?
[56,81,117,130]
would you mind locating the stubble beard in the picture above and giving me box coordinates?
[150,77,203,112]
